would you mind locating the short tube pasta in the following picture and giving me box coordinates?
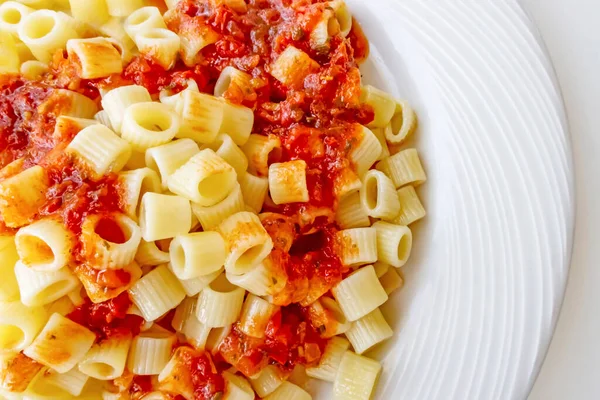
[78,335,132,380]
[196,274,246,328]
[68,0,109,25]
[124,6,166,41]
[24,313,96,373]
[168,149,237,207]
[268,160,309,205]
[264,381,311,400]
[270,46,319,89]
[241,134,281,177]
[169,231,227,279]
[133,28,180,70]
[225,261,273,297]
[336,227,378,267]
[360,170,401,220]
[332,351,381,400]
[118,167,162,220]
[393,185,426,226]
[202,134,248,176]
[178,269,222,297]
[0,352,43,394]
[175,90,225,143]
[386,100,417,144]
[127,329,177,375]
[101,85,152,133]
[214,66,252,98]
[146,138,200,189]
[18,9,78,63]
[379,267,404,295]
[0,165,49,228]
[238,172,269,214]
[43,366,90,396]
[345,308,393,355]
[335,191,371,229]
[135,239,170,267]
[0,31,19,74]
[105,0,143,17]
[15,218,74,272]
[0,2,33,38]
[191,183,245,231]
[121,102,180,151]
[223,371,255,400]
[331,265,388,321]
[217,211,273,275]
[348,125,383,177]
[66,124,132,179]
[139,193,192,241]
[305,336,350,382]
[249,365,286,398]
[372,221,413,268]
[238,294,279,338]
[14,261,79,307]
[128,264,186,321]
[79,213,142,270]
[376,148,427,188]
[219,101,254,146]
[0,300,47,353]
[0,237,20,301]
[20,60,49,79]
[66,37,123,79]
[360,85,396,128]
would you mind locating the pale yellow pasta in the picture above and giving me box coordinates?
[333,351,381,400]
[159,79,199,108]
[0,237,20,301]
[386,100,417,144]
[196,274,246,328]
[124,6,166,41]
[78,335,132,380]
[241,134,281,177]
[134,28,180,70]
[348,125,382,177]
[214,66,252,98]
[0,165,49,228]
[14,261,79,307]
[157,346,198,399]
[135,239,170,267]
[0,352,43,394]
[18,9,78,63]
[168,11,219,66]
[335,191,370,229]
[305,336,350,382]
[217,211,273,275]
[66,124,132,179]
[372,221,412,268]
[219,100,254,146]
[126,151,148,170]
[333,166,362,199]
[94,110,113,130]
[98,17,136,57]
[45,89,98,119]
[376,148,427,188]
[146,138,200,189]
[101,85,152,133]
[249,365,286,398]
[171,296,196,332]
[309,7,336,48]
[225,261,272,297]
[68,0,109,24]
[139,193,192,241]
[307,296,350,337]
[268,160,309,205]
[175,90,225,143]
[332,265,388,321]
[392,185,426,226]
[168,149,237,207]
[46,295,76,316]
[223,371,254,400]
[264,381,311,400]
[53,116,98,140]
[128,264,186,321]
[20,60,48,79]
[118,168,162,220]
[0,300,47,352]
[24,313,96,373]
[336,227,378,267]
[66,37,123,79]
[205,324,231,354]
[238,172,268,214]
[178,269,222,297]
[202,134,248,176]
[379,267,404,295]
[180,308,211,350]
[360,170,400,220]
[191,182,245,231]
[238,294,279,338]
[42,366,89,396]
[105,0,143,17]
[0,2,33,38]
[329,0,352,37]
[127,329,176,375]
[345,308,393,355]
[372,125,391,161]
[169,232,226,279]
[270,45,319,88]
[80,213,142,270]
[15,218,72,272]
[20,369,73,399]
[0,31,20,74]
[360,85,396,128]
[121,102,180,151]
[372,261,390,278]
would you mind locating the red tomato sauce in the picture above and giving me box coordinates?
[67,292,143,341]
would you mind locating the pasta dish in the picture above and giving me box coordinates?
[0,0,426,399]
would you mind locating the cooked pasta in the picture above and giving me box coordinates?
[0,0,426,397]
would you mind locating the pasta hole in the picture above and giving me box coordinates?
[211,274,237,292]
[391,109,404,134]
[327,17,341,36]
[19,236,54,266]
[237,244,265,271]
[398,234,410,261]
[171,242,185,271]
[130,11,151,26]
[91,363,115,378]
[0,325,24,349]
[37,280,70,302]
[198,173,229,200]
[2,9,22,24]
[95,217,127,244]
[143,30,169,40]
[322,297,347,324]
[137,113,172,132]
[365,176,379,210]
[23,14,55,39]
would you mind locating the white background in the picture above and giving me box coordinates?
[522,0,600,399]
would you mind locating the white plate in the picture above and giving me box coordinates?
[322,1,574,399]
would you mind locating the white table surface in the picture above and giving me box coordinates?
[521,0,600,399]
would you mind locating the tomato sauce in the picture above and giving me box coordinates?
[67,292,143,341]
